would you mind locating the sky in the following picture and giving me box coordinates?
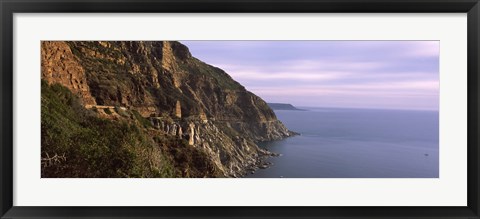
[181,41,439,111]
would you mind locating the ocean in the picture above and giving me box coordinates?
[246,107,439,178]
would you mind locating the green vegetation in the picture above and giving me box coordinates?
[131,110,152,128]
[41,80,174,178]
[41,41,285,178]
[154,135,222,178]
[41,80,221,178]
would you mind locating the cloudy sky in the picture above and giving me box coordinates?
[181,41,439,111]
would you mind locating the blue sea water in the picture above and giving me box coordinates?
[246,107,439,178]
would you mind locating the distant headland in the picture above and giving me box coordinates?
[267,103,305,111]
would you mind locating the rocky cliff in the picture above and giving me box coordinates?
[41,41,293,177]
[41,42,97,105]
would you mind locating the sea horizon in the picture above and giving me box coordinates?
[284,105,439,112]
[248,107,439,178]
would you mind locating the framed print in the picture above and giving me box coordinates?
[1,0,479,218]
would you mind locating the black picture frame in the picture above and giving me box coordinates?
[1,0,479,218]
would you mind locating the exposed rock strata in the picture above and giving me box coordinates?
[41,41,294,177]
[41,41,96,105]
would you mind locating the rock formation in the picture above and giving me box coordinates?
[41,41,294,177]
[175,100,182,118]
[41,41,96,105]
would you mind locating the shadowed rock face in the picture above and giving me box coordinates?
[41,41,293,177]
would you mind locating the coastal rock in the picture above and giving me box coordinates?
[41,41,293,177]
[188,123,195,146]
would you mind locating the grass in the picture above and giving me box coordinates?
[41,80,221,178]
[132,110,152,128]
[41,80,175,178]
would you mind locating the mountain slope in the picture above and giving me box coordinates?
[41,41,293,177]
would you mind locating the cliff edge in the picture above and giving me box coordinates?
[41,41,293,177]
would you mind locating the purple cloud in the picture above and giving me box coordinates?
[181,41,439,111]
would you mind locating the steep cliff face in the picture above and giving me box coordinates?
[41,41,293,177]
[41,41,96,105]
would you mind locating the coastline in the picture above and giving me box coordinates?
[241,130,298,177]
